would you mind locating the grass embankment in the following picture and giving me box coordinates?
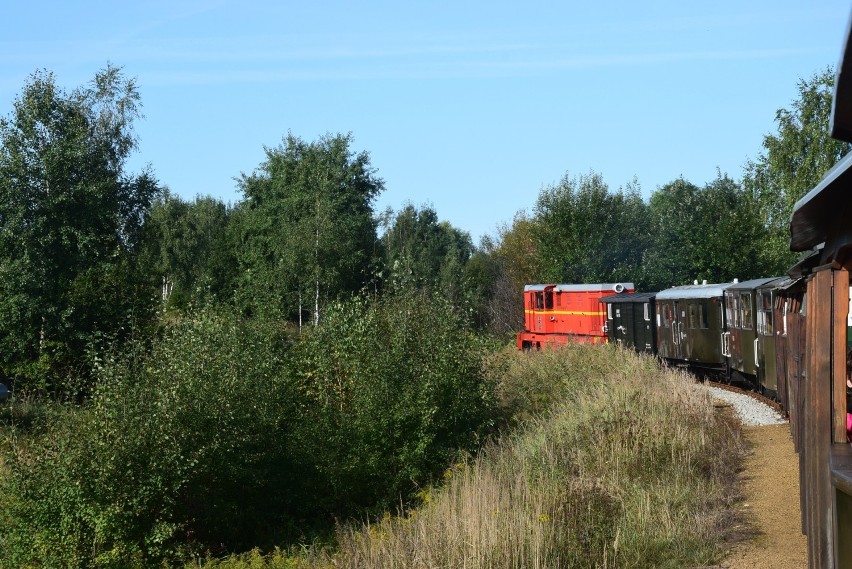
[197,345,744,569]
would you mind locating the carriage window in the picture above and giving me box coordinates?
[643,302,650,321]
[726,295,738,328]
[660,303,672,328]
[607,303,612,319]
[740,293,753,330]
[699,303,708,329]
[688,304,697,329]
[758,292,773,336]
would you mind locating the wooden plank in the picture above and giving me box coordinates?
[804,269,835,568]
[833,270,849,444]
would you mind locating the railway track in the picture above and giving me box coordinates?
[706,380,785,414]
[705,379,787,422]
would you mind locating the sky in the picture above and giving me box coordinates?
[1,1,850,243]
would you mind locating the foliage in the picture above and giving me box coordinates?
[380,203,475,307]
[187,548,323,569]
[287,288,496,517]
[0,291,496,567]
[234,133,383,323]
[0,313,298,567]
[0,66,159,392]
[743,67,852,271]
[139,191,236,311]
[533,172,650,286]
[331,346,741,568]
[642,173,774,290]
[224,346,742,569]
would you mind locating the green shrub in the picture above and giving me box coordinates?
[0,292,497,567]
[286,289,496,517]
[0,312,299,567]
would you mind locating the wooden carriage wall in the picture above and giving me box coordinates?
[788,11,852,567]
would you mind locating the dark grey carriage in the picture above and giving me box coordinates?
[599,292,657,354]
[655,283,731,374]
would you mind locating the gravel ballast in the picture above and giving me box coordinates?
[705,386,787,427]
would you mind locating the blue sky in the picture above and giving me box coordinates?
[1,1,849,242]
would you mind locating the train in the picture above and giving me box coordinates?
[597,276,808,403]
[516,11,852,566]
[517,282,634,349]
[518,277,805,402]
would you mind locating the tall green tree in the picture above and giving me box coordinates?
[533,171,650,286]
[139,192,235,311]
[642,173,772,290]
[0,66,158,390]
[380,203,475,306]
[235,133,383,324]
[743,67,851,270]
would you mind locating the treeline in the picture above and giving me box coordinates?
[0,65,848,393]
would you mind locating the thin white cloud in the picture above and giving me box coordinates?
[131,46,824,86]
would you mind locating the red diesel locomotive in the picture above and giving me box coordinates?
[517,283,635,350]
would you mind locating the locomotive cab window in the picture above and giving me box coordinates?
[545,291,554,310]
[535,292,544,310]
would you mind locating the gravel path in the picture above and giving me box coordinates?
[697,385,805,569]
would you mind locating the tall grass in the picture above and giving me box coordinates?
[213,345,743,569]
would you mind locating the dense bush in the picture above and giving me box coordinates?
[285,289,496,517]
[0,291,496,567]
[0,313,298,567]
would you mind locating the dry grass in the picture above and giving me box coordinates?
[193,345,744,569]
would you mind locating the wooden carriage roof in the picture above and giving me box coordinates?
[830,13,852,143]
[789,153,852,252]
[789,12,852,254]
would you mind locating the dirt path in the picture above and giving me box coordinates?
[719,423,807,569]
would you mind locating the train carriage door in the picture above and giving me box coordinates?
[640,300,656,353]
[757,288,778,395]
[543,287,555,333]
[533,290,545,332]
[670,300,685,360]
[656,300,674,359]
[622,302,635,347]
